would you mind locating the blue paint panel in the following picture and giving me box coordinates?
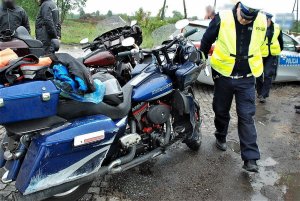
[131,63,160,77]
[280,55,300,67]
[15,115,124,194]
[132,73,173,102]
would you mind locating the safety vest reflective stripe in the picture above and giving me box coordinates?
[261,23,281,57]
[210,11,267,77]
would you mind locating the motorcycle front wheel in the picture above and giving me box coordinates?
[43,181,93,201]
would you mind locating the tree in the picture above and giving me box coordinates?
[17,0,39,19]
[107,10,113,17]
[172,10,183,20]
[183,0,187,18]
[79,7,85,18]
[56,0,88,23]
[160,0,167,20]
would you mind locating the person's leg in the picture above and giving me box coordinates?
[234,77,260,161]
[261,56,277,98]
[213,77,234,143]
[256,75,263,97]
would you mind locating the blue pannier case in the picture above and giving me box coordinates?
[0,81,60,124]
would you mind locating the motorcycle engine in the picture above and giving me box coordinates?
[147,105,170,124]
[132,101,171,150]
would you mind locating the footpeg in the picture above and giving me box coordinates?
[120,134,141,148]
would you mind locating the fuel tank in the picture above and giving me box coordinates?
[84,51,116,67]
[132,73,173,102]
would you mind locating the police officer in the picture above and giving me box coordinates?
[0,0,30,34]
[200,1,267,172]
[257,12,283,103]
[36,0,61,53]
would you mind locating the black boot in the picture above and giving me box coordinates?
[243,160,259,173]
[215,139,227,151]
[258,96,266,104]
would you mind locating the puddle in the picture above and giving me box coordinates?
[247,158,282,201]
[278,173,300,201]
[227,140,241,154]
[259,157,278,167]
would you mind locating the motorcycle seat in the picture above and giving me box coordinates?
[4,116,67,138]
[57,83,133,120]
[15,26,43,48]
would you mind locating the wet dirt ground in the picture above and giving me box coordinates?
[0,46,299,201]
[87,83,299,201]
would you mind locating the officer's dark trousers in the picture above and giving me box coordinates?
[213,76,260,161]
[256,56,278,98]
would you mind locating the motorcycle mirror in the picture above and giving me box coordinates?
[175,19,190,30]
[80,38,89,44]
[122,37,135,47]
[131,20,137,26]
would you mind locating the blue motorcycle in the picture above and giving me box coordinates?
[0,28,204,201]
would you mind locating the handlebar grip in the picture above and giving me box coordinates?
[184,28,198,38]
[117,50,132,57]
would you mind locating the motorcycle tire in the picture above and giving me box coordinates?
[43,181,93,201]
[185,123,202,151]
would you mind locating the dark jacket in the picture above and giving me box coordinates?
[0,5,30,34]
[266,22,284,54]
[35,0,61,46]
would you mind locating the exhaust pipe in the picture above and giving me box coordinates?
[109,148,163,174]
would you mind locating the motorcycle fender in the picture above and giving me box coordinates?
[172,90,190,115]
[15,115,127,195]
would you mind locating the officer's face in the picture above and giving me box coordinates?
[237,6,253,25]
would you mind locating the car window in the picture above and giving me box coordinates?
[283,34,297,52]
[172,25,206,41]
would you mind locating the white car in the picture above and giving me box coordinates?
[178,20,300,85]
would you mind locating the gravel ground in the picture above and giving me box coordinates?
[0,83,299,201]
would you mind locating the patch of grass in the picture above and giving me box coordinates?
[61,20,99,44]
[29,19,99,45]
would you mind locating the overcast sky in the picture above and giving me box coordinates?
[85,0,296,19]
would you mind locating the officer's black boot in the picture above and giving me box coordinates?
[243,160,259,173]
[258,95,266,104]
[215,138,227,151]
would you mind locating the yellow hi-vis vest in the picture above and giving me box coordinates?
[210,11,267,77]
[261,23,281,57]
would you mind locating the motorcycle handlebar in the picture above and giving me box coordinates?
[184,28,198,38]
[117,50,133,57]
[117,30,197,58]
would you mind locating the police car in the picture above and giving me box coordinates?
[176,20,300,85]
